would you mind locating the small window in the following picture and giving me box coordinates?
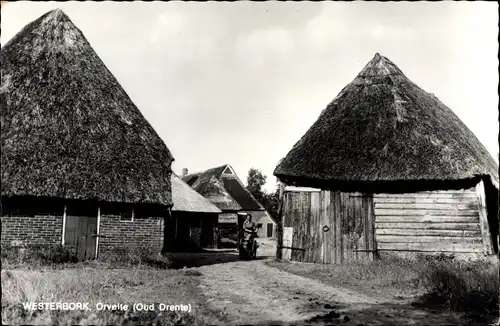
[222,166,233,175]
[120,208,134,222]
[257,223,263,228]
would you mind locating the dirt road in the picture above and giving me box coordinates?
[193,241,471,325]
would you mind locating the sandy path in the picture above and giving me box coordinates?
[196,256,470,325]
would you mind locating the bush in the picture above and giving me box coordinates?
[101,245,173,269]
[37,245,79,264]
[1,244,78,267]
[418,258,498,315]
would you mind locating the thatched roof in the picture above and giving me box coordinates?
[183,164,265,211]
[274,53,499,191]
[1,9,174,205]
[171,174,221,213]
[193,175,242,211]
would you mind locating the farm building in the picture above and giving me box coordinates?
[0,9,175,260]
[274,53,499,264]
[169,174,221,251]
[253,211,277,239]
[182,164,275,240]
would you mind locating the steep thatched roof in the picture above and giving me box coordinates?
[171,174,221,213]
[193,175,242,211]
[1,9,174,205]
[274,53,499,191]
[183,164,265,211]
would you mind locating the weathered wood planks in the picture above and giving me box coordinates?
[373,187,487,254]
[281,189,375,264]
[476,180,494,255]
[376,216,478,223]
[376,235,483,243]
[375,229,481,237]
[375,222,480,230]
[281,184,491,261]
[282,227,293,261]
[377,242,484,253]
[374,197,478,204]
[374,192,477,198]
[375,209,478,216]
[375,203,477,210]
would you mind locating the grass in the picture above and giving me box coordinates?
[267,253,499,321]
[1,244,175,270]
[1,245,226,325]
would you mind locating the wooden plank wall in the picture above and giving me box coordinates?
[282,190,375,264]
[373,188,484,253]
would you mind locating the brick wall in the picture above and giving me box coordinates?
[1,215,63,246]
[1,213,165,256]
[98,214,164,256]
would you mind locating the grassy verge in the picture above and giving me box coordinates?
[1,267,225,325]
[267,254,499,320]
[1,245,226,325]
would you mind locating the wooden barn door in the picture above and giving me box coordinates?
[281,189,375,264]
[282,190,318,263]
[339,193,376,262]
[64,202,98,260]
[318,192,375,263]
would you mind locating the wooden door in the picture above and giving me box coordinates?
[64,215,97,260]
[281,189,375,264]
[340,193,376,262]
[267,223,273,237]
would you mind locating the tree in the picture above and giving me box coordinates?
[246,168,267,203]
[246,169,280,220]
[262,187,280,220]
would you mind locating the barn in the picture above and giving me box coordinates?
[274,53,499,264]
[0,9,175,260]
[169,174,221,251]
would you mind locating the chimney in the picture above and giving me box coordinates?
[182,168,188,177]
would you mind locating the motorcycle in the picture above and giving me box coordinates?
[238,227,259,260]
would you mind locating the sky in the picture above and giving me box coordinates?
[1,1,498,193]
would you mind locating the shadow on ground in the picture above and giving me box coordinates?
[168,251,270,269]
[252,301,496,326]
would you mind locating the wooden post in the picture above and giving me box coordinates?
[95,205,101,258]
[476,179,494,255]
[276,182,285,260]
[61,204,67,246]
[162,207,172,255]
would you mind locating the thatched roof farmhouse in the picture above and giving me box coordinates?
[1,9,174,259]
[274,54,499,263]
[183,164,275,239]
[184,167,243,212]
